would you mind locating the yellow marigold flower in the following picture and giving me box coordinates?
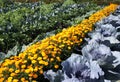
[37,57,42,60]
[80,38,83,42]
[13,79,19,82]
[39,60,44,64]
[29,57,34,60]
[33,54,38,59]
[10,73,16,77]
[54,65,59,69]
[15,70,20,74]
[3,62,8,66]
[9,68,14,72]
[8,77,13,82]
[44,62,48,66]
[15,62,19,68]
[41,51,46,56]
[25,69,31,73]
[8,60,14,65]
[21,64,26,69]
[34,67,38,72]
[50,58,54,62]
[68,46,71,50]
[29,67,34,72]
[56,57,61,62]
[23,60,27,63]
[31,60,36,64]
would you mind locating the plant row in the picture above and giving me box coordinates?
[0,4,118,82]
[44,6,120,82]
[0,1,61,14]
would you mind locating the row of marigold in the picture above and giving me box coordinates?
[0,4,118,82]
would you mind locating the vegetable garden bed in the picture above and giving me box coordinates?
[0,0,120,82]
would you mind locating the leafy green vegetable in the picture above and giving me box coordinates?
[0,1,102,53]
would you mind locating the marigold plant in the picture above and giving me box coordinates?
[0,4,118,82]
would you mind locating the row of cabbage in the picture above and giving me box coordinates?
[44,5,120,82]
[0,0,101,53]
[0,4,118,82]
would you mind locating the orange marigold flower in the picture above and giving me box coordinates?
[21,78,25,81]
[54,65,59,69]
[33,74,38,78]
[39,70,43,74]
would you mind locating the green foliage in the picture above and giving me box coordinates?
[42,0,64,4]
[40,3,61,15]
[69,10,97,25]
[0,1,101,53]
[62,0,75,7]
[0,0,12,7]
